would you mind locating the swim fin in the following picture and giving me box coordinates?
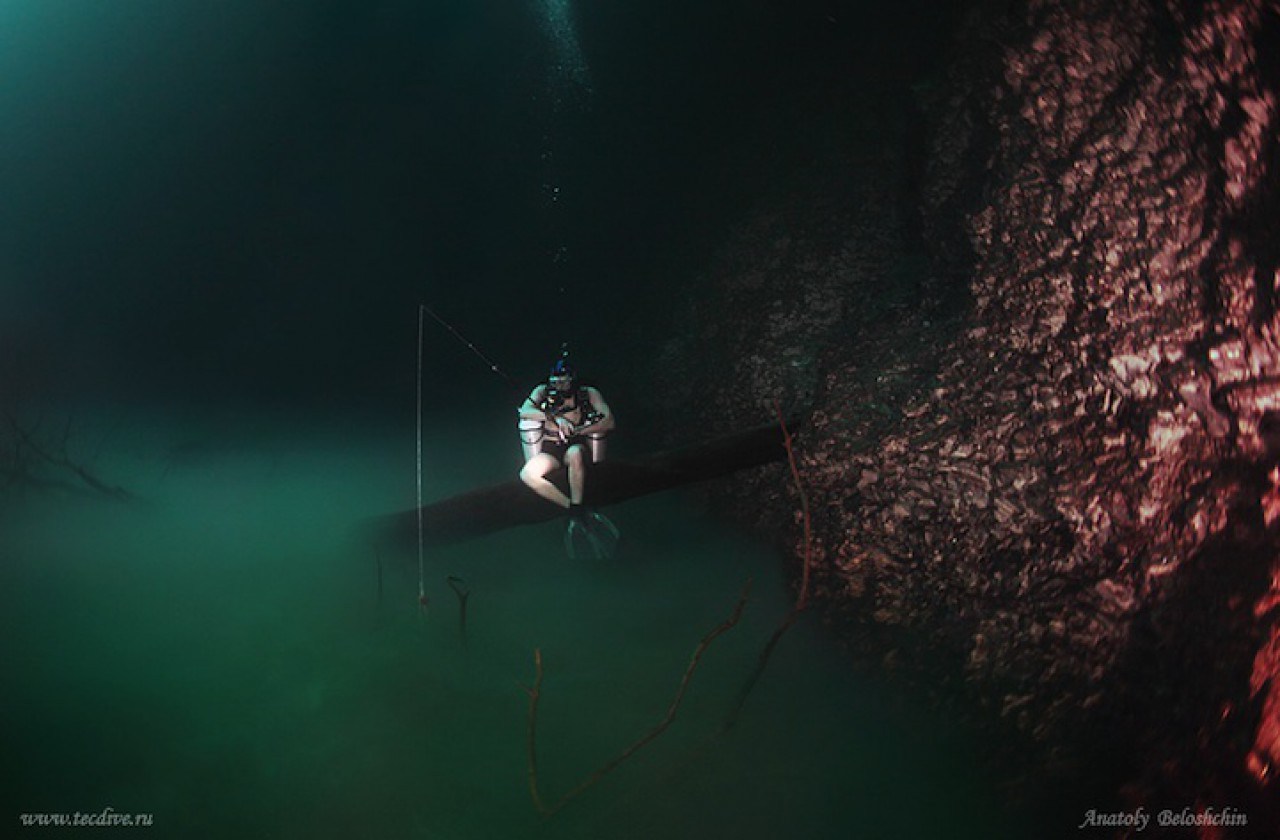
[564,509,620,559]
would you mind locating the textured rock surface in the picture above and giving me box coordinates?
[893,1,1279,824]
[664,0,1280,828]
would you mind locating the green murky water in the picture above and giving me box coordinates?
[2,406,1029,839]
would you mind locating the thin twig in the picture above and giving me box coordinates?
[447,575,471,646]
[723,405,813,729]
[523,649,546,815]
[525,579,752,817]
[723,612,802,732]
[1,409,133,500]
[375,545,384,608]
[776,402,812,610]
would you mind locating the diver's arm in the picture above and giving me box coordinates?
[520,384,575,442]
[518,386,549,420]
[575,388,615,435]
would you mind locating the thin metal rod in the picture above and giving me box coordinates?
[422,304,518,386]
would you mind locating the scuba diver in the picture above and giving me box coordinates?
[517,351,620,558]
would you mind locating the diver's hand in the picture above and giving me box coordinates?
[553,416,575,442]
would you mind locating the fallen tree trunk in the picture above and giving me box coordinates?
[375,418,801,548]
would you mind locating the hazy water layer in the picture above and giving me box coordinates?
[2,406,1028,839]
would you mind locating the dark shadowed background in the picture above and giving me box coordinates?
[0,0,958,415]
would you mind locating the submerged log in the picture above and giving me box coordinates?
[376,418,800,548]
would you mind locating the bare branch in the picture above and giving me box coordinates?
[723,405,814,730]
[0,406,134,500]
[525,579,752,817]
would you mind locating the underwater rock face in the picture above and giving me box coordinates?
[832,0,1279,822]
[916,0,1274,814]
[671,0,1280,825]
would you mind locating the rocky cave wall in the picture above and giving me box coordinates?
[664,0,1280,826]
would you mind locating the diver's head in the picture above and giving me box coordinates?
[549,355,576,391]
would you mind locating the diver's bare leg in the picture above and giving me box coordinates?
[566,444,587,505]
[520,453,571,509]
